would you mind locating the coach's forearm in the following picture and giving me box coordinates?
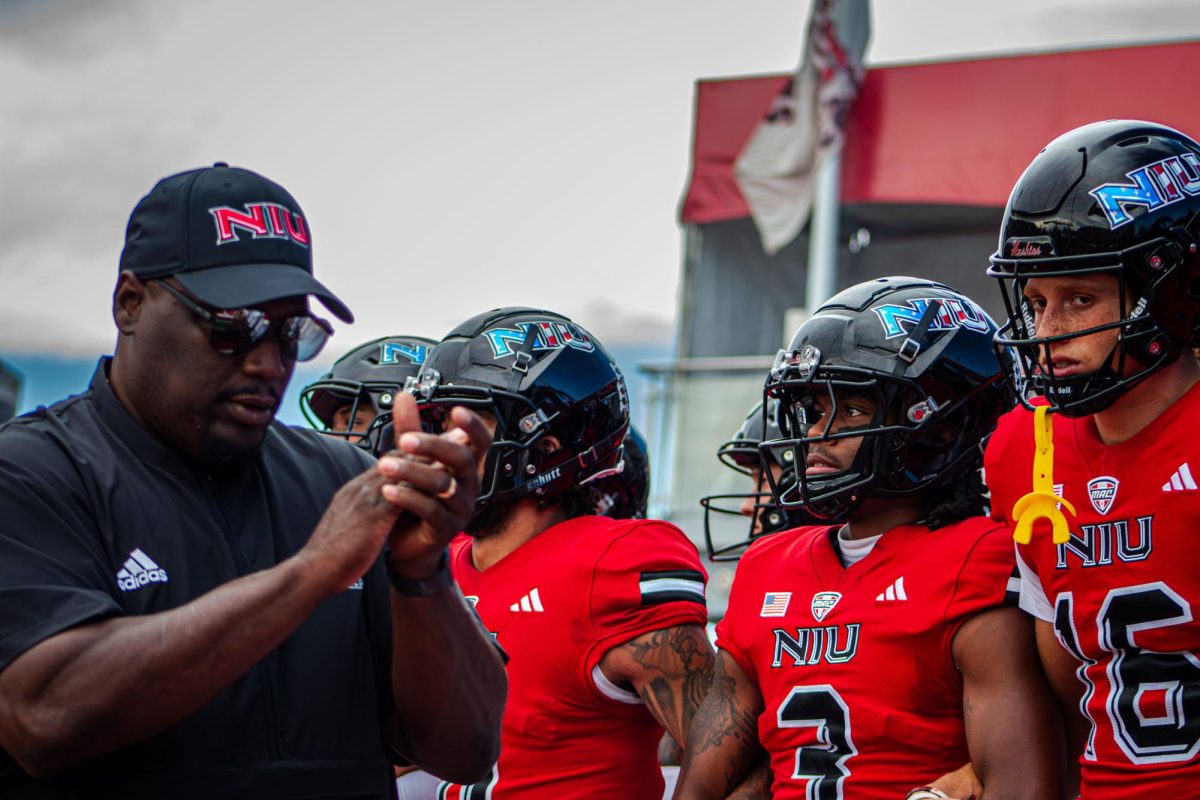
[0,556,331,776]
[388,585,506,784]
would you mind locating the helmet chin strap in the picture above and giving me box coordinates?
[1011,405,1076,545]
[893,299,941,373]
[507,327,539,391]
[1038,330,1167,418]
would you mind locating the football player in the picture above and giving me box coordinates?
[408,307,713,799]
[700,399,806,562]
[986,120,1200,798]
[300,334,435,440]
[675,278,1064,800]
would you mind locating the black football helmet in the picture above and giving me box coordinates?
[300,335,436,444]
[989,120,1200,416]
[407,307,629,508]
[700,399,807,562]
[763,277,1014,520]
[593,426,650,520]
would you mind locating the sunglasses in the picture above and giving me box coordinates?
[156,280,333,362]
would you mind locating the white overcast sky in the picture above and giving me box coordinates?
[2,0,1200,360]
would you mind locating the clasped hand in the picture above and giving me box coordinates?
[375,393,490,578]
[304,393,490,591]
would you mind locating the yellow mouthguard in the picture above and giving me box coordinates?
[1011,405,1076,545]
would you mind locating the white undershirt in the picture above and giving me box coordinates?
[1015,547,1054,622]
[837,527,882,567]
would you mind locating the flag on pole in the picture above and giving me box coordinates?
[734,0,871,256]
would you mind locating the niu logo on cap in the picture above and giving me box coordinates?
[1087,476,1119,515]
[210,202,310,248]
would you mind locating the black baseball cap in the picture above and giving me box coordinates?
[119,163,353,323]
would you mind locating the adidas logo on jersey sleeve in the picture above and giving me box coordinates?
[116,548,169,592]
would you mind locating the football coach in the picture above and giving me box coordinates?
[0,164,505,798]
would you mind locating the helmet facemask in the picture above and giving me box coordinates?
[700,431,798,562]
[990,234,1196,417]
[406,367,627,511]
[299,334,435,449]
[764,363,987,521]
[300,378,400,448]
[765,369,888,520]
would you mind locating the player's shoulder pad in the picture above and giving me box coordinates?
[929,515,1013,552]
[588,515,700,578]
[935,515,1016,569]
[588,516,708,603]
[989,401,1038,451]
[561,514,696,553]
[935,515,1010,539]
[612,517,704,563]
[740,524,830,568]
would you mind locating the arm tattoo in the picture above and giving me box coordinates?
[623,626,714,743]
[680,655,764,797]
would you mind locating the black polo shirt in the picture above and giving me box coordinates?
[0,360,397,799]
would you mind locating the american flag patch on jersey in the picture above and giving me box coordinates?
[639,570,706,606]
[760,592,792,617]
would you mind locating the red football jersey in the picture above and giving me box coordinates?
[987,391,1200,798]
[716,519,1016,800]
[442,516,708,800]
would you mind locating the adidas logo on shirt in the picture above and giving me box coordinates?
[875,577,907,602]
[1162,463,1197,492]
[116,548,169,592]
[510,587,545,613]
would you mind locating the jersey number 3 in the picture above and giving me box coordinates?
[777,684,857,800]
[1055,582,1200,764]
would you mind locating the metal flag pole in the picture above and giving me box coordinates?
[805,147,841,314]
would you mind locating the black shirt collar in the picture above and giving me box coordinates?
[90,357,232,484]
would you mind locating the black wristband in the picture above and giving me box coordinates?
[384,548,453,596]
